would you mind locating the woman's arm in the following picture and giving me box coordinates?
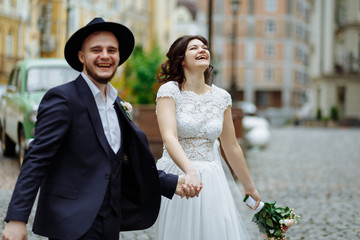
[156,97,201,197]
[219,106,261,207]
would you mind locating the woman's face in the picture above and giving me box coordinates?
[182,39,210,71]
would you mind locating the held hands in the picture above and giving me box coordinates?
[175,175,203,199]
[1,220,27,240]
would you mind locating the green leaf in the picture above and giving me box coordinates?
[266,218,274,227]
[274,229,282,237]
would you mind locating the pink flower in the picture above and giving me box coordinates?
[120,101,133,120]
[281,225,289,233]
[121,101,132,113]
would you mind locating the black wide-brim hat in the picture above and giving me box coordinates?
[64,17,135,72]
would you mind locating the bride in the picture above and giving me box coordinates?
[154,35,261,240]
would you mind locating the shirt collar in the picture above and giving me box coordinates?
[81,72,118,103]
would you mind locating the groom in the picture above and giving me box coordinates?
[2,18,199,240]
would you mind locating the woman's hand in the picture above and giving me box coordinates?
[184,170,202,199]
[245,189,261,210]
[175,175,203,199]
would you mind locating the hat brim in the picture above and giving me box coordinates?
[65,21,135,72]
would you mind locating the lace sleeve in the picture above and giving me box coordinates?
[224,90,232,108]
[156,81,179,115]
[212,85,232,112]
[156,81,179,101]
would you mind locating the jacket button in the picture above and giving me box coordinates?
[105,174,110,180]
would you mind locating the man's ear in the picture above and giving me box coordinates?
[78,50,84,64]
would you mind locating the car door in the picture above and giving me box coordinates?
[6,67,22,143]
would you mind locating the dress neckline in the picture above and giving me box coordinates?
[182,84,213,96]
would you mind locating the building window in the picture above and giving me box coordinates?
[297,0,304,16]
[265,68,274,81]
[296,24,304,39]
[265,0,277,12]
[265,44,275,58]
[296,47,303,62]
[256,92,271,108]
[358,34,360,61]
[6,32,13,57]
[296,71,305,84]
[336,0,346,24]
[265,20,276,35]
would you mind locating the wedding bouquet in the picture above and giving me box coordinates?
[244,196,301,240]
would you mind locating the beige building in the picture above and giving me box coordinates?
[174,0,312,125]
[309,0,360,124]
[0,0,31,83]
[0,0,177,84]
[218,0,311,111]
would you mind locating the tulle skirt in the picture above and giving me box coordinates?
[153,140,251,240]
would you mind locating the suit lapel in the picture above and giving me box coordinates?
[114,97,131,125]
[75,76,110,157]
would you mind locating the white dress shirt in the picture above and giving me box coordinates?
[81,72,121,153]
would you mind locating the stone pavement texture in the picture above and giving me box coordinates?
[1,126,360,240]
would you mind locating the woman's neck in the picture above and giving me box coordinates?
[183,70,210,94]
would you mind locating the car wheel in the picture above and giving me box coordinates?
[18,128,27,165]
[1,125,16,156]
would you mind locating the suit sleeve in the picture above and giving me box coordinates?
[157,170,178,199]
[4,87,71,223]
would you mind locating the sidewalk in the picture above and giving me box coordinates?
[1,127,360,239]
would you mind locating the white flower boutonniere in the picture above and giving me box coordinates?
[120,101,133,120]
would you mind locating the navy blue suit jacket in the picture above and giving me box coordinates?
[5,76,177,239]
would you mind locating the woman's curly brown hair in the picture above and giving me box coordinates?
[156,35,214,90]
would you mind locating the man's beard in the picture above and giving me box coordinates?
[85,65,116,84]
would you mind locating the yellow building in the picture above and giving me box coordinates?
[0,14,24,83]
[0,0,177,84]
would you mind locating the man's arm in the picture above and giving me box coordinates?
[157,170,178,199]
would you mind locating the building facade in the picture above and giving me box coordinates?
[0,0,31,83]
[174,0,311,125]
[0,0,177,84]
[309,0,360,124]
[212,0,311,112]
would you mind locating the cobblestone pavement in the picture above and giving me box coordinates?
[1,126,360,240]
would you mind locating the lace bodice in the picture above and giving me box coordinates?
[156,81,232,162]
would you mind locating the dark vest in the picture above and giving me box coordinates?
[98,104,124,218]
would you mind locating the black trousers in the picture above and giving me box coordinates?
[49,211,121,240]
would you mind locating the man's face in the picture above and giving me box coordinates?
[78,31,120,85]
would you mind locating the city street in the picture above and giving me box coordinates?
[0,126,359,240]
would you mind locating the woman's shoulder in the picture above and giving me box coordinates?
[157,81,180,98]
[211,84,230,98]
[211,84,232,107]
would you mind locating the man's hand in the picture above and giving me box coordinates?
[175,175,186,198]
[175,175,202,199]
[2,220,27,240]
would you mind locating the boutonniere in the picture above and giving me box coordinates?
[120,101,133,120]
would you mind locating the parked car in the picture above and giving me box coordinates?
[0,85,6,99]
[243,116,270,148]
[0,58,78,164]
[235,101,257,116]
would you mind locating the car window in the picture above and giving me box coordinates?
[26,67,78,92]
[8,68,20,92]
[9,69,18,87]
[16,68,22,92]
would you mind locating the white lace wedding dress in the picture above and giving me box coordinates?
[154,81,251,240]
